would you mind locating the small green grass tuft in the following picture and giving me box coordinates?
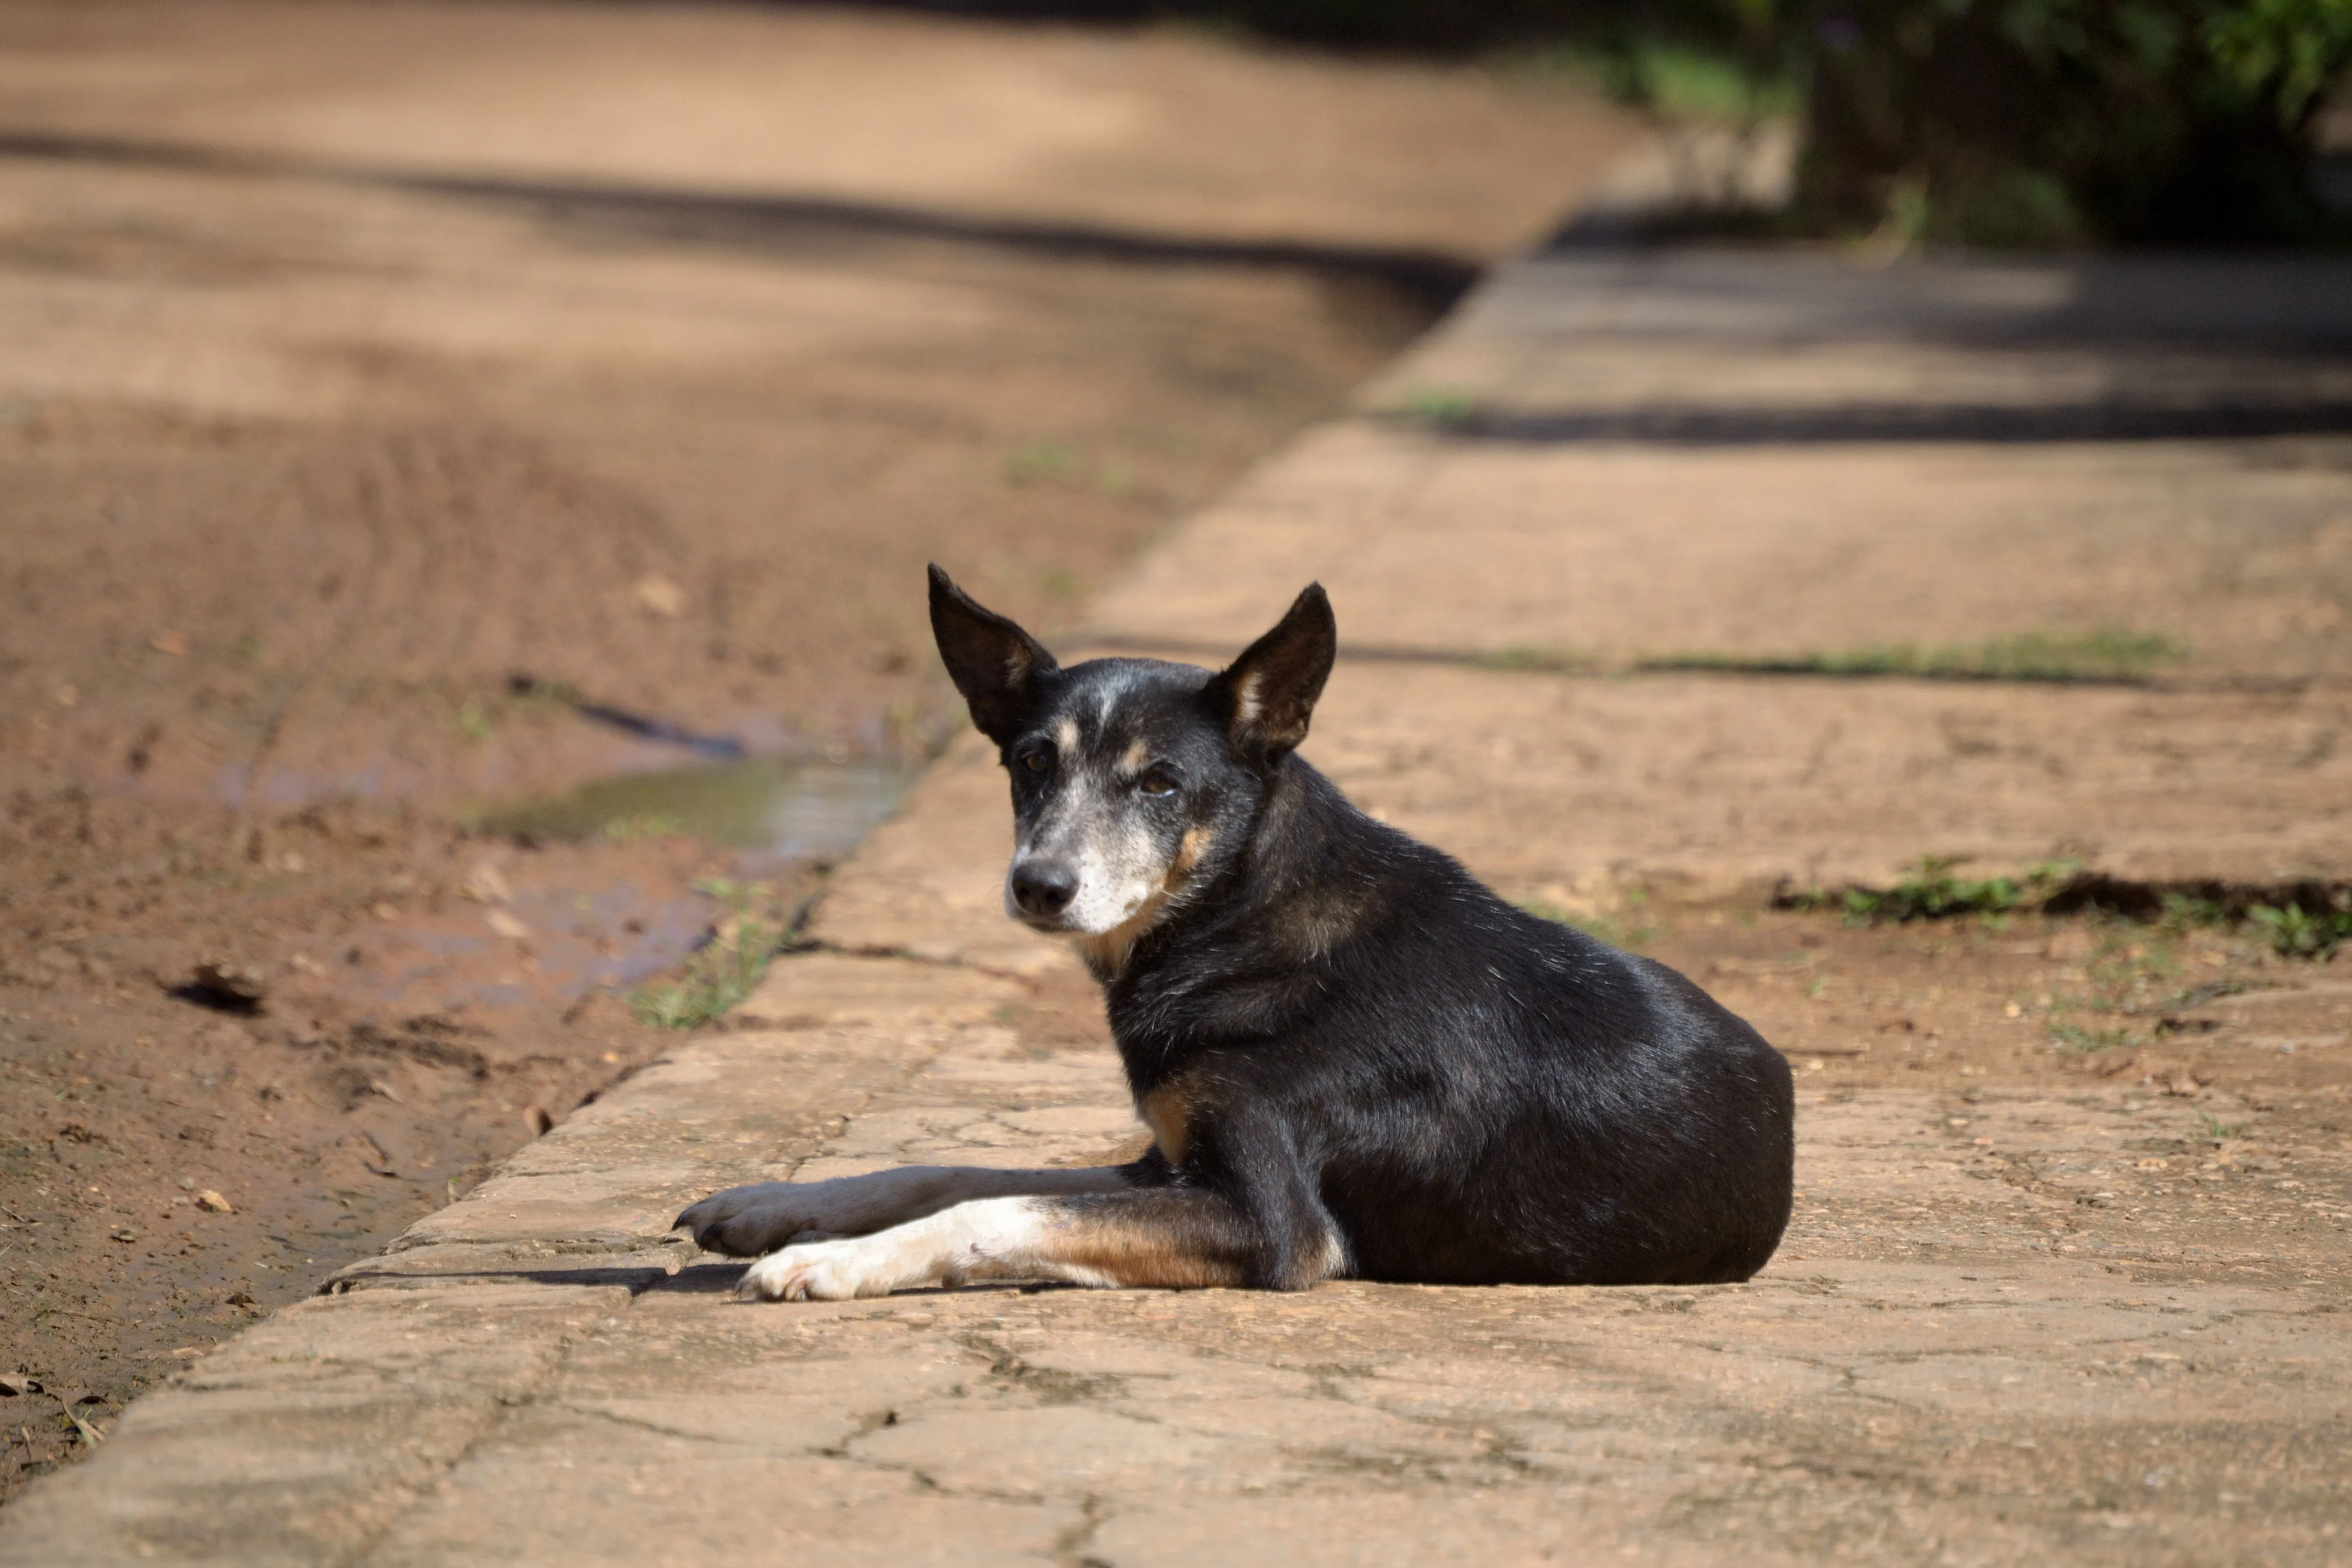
[2156,892,2231,935]
[2049,1021,2137,1052]
[2247,901,2352,960]
[449,696,496,744]
[1400,386,1478,428]
[630,878,798,1030]
[2197,1109,2243,1142]
[1819,856,2081,926]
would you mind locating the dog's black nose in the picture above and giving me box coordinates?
[1010,860,1078,919]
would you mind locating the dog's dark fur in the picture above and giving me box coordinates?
[676,568,1794,1298]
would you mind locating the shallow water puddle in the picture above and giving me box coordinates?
[470,757,911,857]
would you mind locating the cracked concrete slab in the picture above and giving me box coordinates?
[1094,253,2352,682]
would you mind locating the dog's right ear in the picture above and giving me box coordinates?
[928,564,1058,744]
[1204,582,1335,766]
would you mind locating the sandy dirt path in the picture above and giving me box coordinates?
[0,0,1629,1499]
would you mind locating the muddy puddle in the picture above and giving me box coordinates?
[406,755,918,1009]
[472,756,912,861]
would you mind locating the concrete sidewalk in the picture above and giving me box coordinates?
[10,246,2352,1564]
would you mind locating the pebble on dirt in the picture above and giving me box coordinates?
[187,960,268,1011]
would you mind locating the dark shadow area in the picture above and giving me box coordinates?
[1079,635,2223,687]
[1394,398,2352,447]
[166,984,263,1017]
[0,129,1481,320]
[323,1260,751,1296]
[747,0,1608,51]
[1390,246,2352,447]
[504,675,747,761]
[1505,249,2352,349]
[321,1262,1084,1299]
[1770,870,2352,923]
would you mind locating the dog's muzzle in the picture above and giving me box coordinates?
[1008,857,1079,923]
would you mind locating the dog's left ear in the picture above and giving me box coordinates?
[1204,583,1335,765]
[929,564,1058,744]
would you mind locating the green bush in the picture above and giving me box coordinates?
[1048,0,2348,244]
[1789,0,2352,243]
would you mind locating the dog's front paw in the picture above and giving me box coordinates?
[675,1183,807,1258]
[737,1236,908,1303]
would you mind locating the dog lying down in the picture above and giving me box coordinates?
[676,567,1795,1301]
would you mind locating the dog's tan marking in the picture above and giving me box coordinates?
[1045,1211,1250,1290]
[1052,716,1080,751]
[1075,826,1214,981]
[1276,886,1367,961]
[1077,890,1166,980]
[1137,1076,1202,1166]
[1119,738,1149,775]
[1170,825,1212,878]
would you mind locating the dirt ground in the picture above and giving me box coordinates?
[0,0,1630,1499]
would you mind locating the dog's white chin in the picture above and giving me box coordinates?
[1004,883,1155,937]
[1071,886,1158,935]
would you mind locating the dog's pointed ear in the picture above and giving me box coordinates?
[1204,583,1334,765]
[929,564,1057,744]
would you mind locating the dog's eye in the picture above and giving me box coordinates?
[1138,773,1178,797]
[1022,749,1052,774]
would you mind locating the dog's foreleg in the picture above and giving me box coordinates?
[736,1187,1294,1301]
[677,1163,1145,1257]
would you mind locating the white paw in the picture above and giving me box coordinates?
[737,1235,905,1302]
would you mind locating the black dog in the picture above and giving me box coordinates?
[678,567,1794,1300]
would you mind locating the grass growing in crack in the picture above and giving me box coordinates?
[1465,629,2185,685]
[2197,1109,2244,1141]
[631,877,798,1030]
[1471,644,1596,675]
[1400,385,1478,428]
[2247,901,2352,960]
[2049,1020,2137,1053]
[1796,857,2081,926]
[1654,629,2186,683]
[2155,892,2231,936]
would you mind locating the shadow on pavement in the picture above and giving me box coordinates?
[323,1261,751,1296]
[1396,399,2352,446]
[0,128,1482,317]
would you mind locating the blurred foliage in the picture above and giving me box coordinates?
[1790,0,2352,243]
[1069,0,2352,243]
